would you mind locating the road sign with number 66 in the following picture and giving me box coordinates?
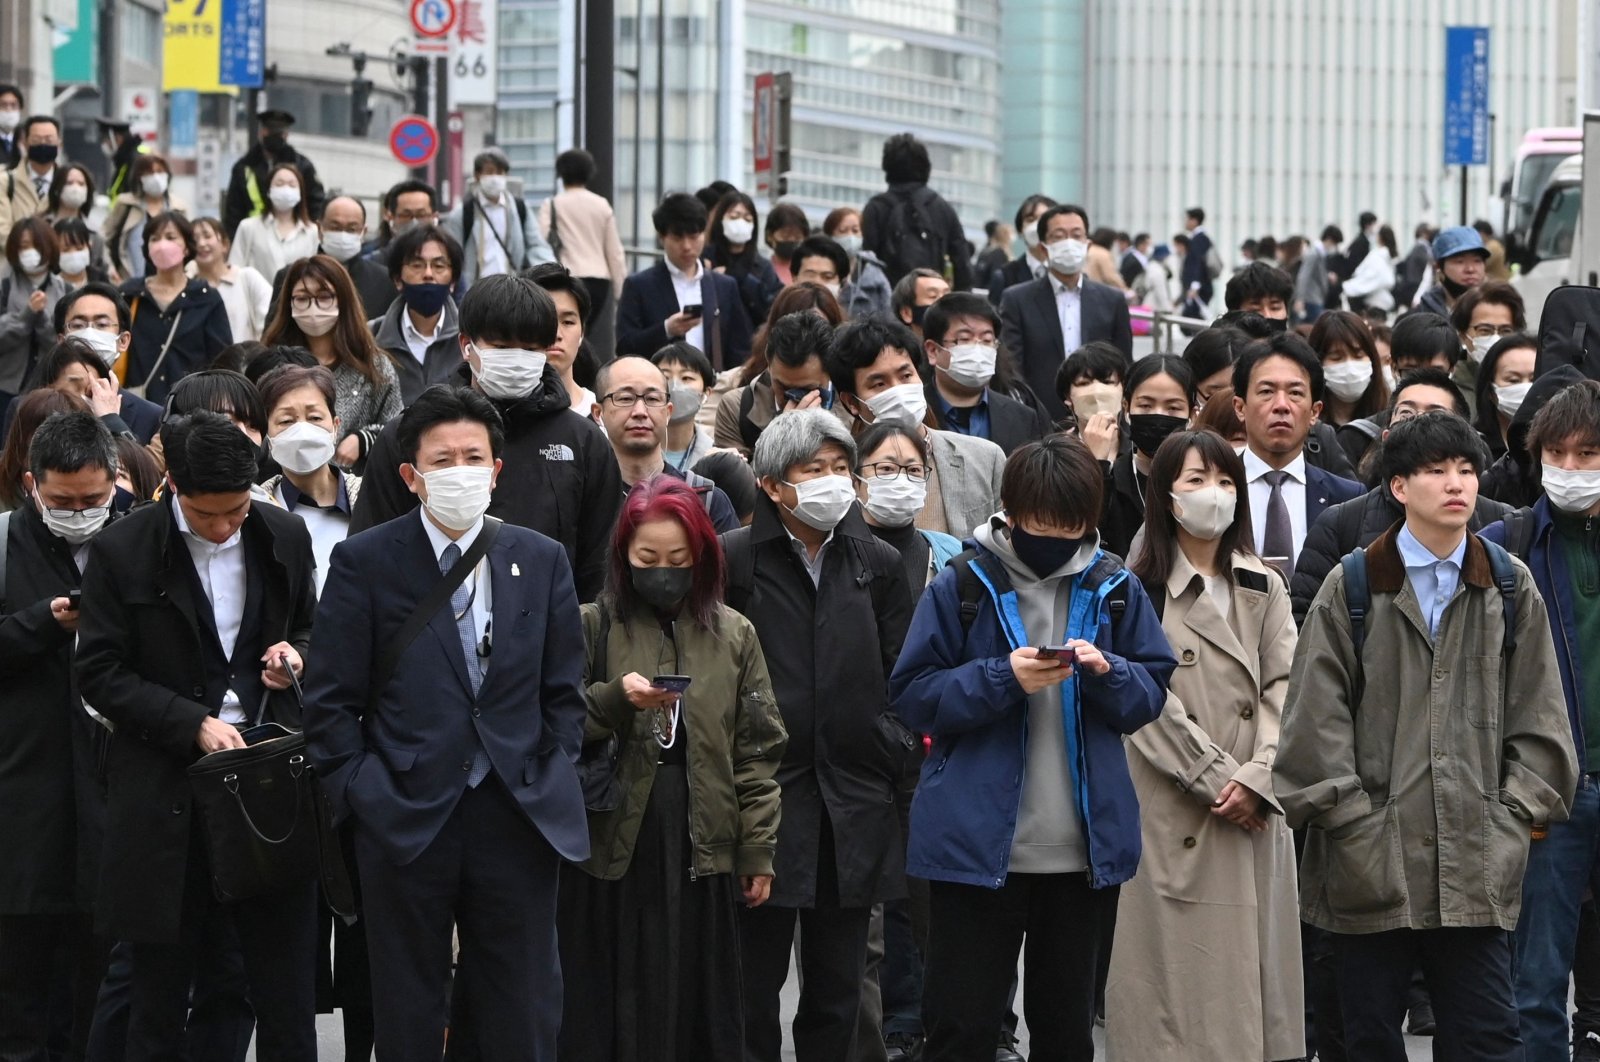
[447,0,497,105]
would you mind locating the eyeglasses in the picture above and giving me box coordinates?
[600,390,669,408]
[858,461,929,482]
[290,293,337,312]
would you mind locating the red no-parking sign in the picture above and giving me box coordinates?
[390,115,440,169]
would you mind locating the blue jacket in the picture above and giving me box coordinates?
[889,546,1176,889]
[1480,497,1589,772]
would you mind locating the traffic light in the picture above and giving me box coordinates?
[350,75,373,137]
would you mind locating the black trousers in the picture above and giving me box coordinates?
[1577,901,1600,1037]
[355,778,563,1062]
[1333,926,1521,1062]
[921,873,1117,1062]
[0,911,107,1062]
[86,930,255,1062]
[740,901,871,1062]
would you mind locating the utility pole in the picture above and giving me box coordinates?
[582,0,615,199]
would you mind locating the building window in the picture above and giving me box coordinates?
[123,3,161,67]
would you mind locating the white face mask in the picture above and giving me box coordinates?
[1170,485,1237,541]
[35,490,112,545]
[471,343,547,400]
[863,382,927,426]
[418,465,495,531]
[1543,465,1600,515]
[0,109,20,133]
[320,230,363,262]
[721,217,755,244]
[1022,226,1043,250]
[292,306,339,338]
[1322,360,1373,403]
[863,475,927,527]
[268,421,337,475]
[68,327,121,367]
[60,183,88,210]
[141,172,169,198]
[784,474,857,531]
[1072,381,1123,420]
[1382,366,1397,391]
[269,185,302,212]
[59,248,91,275]
[479,174,507,199]
[17,249,42,274]
[836,234,863,256]
[1469,335,1498,364]
[1494,381,1532,418]
[1047,238,1088,275]
[940,342,997,390]
[824,281,842,300]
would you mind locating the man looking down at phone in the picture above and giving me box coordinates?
[889,433,1175,1061]
[714,309,838,458]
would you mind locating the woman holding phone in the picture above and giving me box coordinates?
[558,475,787,1061]
[1106,428,1304,1061]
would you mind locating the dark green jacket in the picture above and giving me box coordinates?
[577,600,787,881]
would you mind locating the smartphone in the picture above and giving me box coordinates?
[67,589,82,609]
[681,303,703,318]
[1034,644,1075,663]
[652,675,693,693]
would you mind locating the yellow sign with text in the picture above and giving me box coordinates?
[163,0,225,92]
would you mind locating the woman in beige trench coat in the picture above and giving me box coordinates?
[1108,429,1305,1061]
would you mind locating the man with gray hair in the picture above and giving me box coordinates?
[722,408,915,1062]
[442,147,554,291]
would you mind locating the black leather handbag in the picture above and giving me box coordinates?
[187,664,353,913]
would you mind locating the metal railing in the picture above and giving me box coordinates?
[1130,308,1211,353]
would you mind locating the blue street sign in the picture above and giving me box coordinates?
[1444,26,1490,167]
[169,90,198,155]
[219,0,266,88]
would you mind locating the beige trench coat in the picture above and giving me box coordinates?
[1106,551,1305,1062]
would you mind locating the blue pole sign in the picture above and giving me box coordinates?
[1444,26,1490,167]
[219,0,266,88]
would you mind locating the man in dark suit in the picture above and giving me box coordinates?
[999,204,1133,423]
[987,195,1057,307]
[617,192,752,370]
[0,85,22,170]
[1231,333,1363,582]
[305,386,589,1062]
[53,283,164,442]
[1179,206,1215,317]
[75,411,319,1060]
[922,292,1050,455]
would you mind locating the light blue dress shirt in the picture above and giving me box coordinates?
[1396,525,1467,640]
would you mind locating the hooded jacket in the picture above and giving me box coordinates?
[348,364,622,602]
[889,517,1176,888]
[1481,365,1587,508]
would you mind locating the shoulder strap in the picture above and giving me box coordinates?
[591,598,610,683]
[738,385,761,453]
[461,197,477,242]
[1499,507,1535,561]
[1341,547,1371,658]
[951,548,1011,634]
[722,528,756,614]
[545,197,564,259]
[365,517,503,712]
[0,509,10,607]
[1481,538,1520,653]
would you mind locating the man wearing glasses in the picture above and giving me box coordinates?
[352,274,622,602]
[590,355,740,531]
[1449,281,1527,418]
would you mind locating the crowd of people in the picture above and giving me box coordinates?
[0,79,1594,1062]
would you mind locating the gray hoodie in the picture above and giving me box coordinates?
[973,516,1096,874]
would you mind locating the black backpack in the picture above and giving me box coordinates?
[877,186,945,285]
[1536,286,1600,381]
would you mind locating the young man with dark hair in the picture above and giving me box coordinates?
[987,195,1058,306]
[1390,311,1463,377]
[0,411,121,1059]
[999,204,1135,422]
[890,433,1175,1062]
[540,150,627,360]
[1277,410,1577,1062]
[353,275,622,601]
[714,310,837,458]
[1224,260,1294,319]
[307,385,589,1062]
[0,85,21,169]
[1231,333,1364,580]
[617,192,752,368]
[1417,225,1492,321]
[1293,368,1508,624]
[372,223,466,404]
[1179,206,1215,316]
[1478,380,1600,1060]
[791,235,851,301]
[921,291,1050,454]
[75,410,319,1059]
[861,132,973,290]
[826,315,1006,538]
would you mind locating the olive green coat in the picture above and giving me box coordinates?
[574,600,787,881]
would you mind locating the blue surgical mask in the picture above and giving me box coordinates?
[401,281,451,317]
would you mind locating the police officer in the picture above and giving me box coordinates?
[222,110,326,238]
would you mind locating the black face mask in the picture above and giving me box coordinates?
[910,304,928,327]
[27,144,57,166]
[773,240,800,261]
[1009,525,1085,579]
[261,132,287,155]
[631,565,693,611]
[1439,273,1472,299]
[1128,413,1188,458]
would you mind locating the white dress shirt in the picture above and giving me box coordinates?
[1242,448,1309,566]
[172,496,249,725]
[1050,271,1083,354]
[419,508,493,671]
[666,258,706,352]
[401,308,439,365]
[476,195,510,278]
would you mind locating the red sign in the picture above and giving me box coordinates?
[753,72,775,196]
[410,0,456,37]
[390,115,440,169]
